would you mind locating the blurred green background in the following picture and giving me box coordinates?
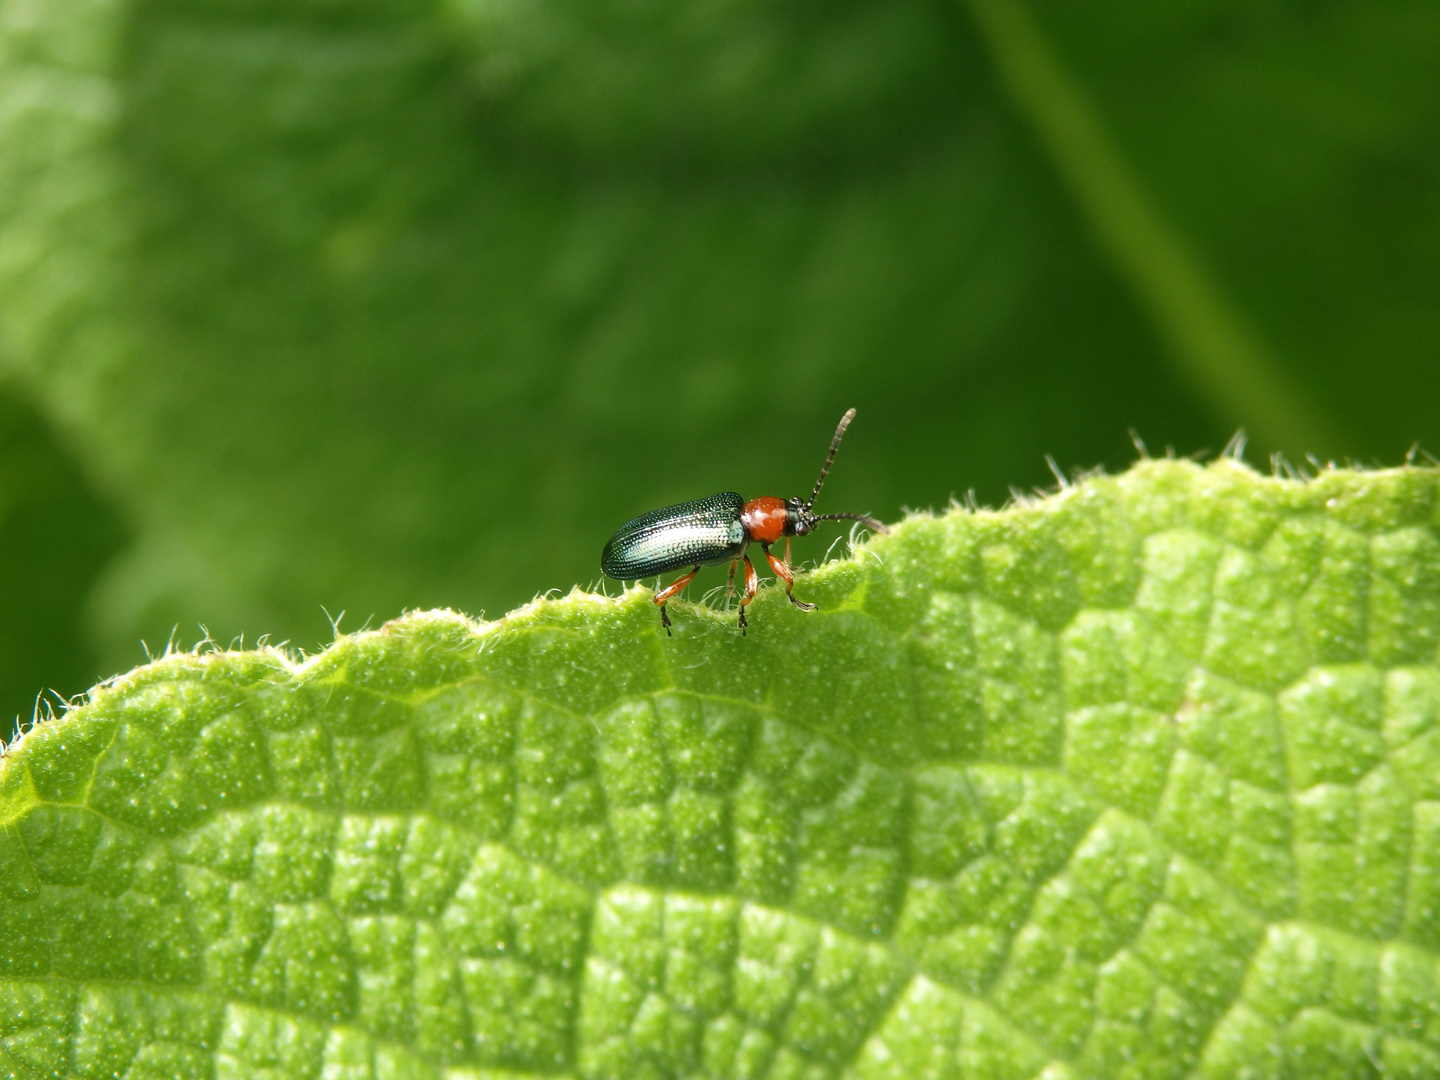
[2,0,1438,739]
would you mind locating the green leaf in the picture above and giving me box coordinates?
[5,458,1440,1078]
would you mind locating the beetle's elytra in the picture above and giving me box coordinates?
[600,408,888,635]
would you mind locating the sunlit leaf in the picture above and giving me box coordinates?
[4,459,1438,1078]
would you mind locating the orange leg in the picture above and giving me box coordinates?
[726,558,738,599]
[737,555,758,634]
[654,566,700,635]
[764,543,816,611]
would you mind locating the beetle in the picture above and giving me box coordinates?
[600,408,888,634]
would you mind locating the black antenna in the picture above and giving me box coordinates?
[806,408,857,510]
[805,408,889,534]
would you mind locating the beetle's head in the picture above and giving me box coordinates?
[784,497,817,536]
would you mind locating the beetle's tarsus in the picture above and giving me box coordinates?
[788,594,817,612]
[660,606,672,635]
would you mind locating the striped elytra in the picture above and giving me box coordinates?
[600,491,746,580]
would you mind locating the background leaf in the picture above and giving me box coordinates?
[0,387,127,728]
[3,460,1439,1078]
[3,0,1439,731]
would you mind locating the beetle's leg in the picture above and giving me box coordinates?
[726,558,738,601]
[654,567,700,636]
[764,543,816,612]
[737,555,758,634]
